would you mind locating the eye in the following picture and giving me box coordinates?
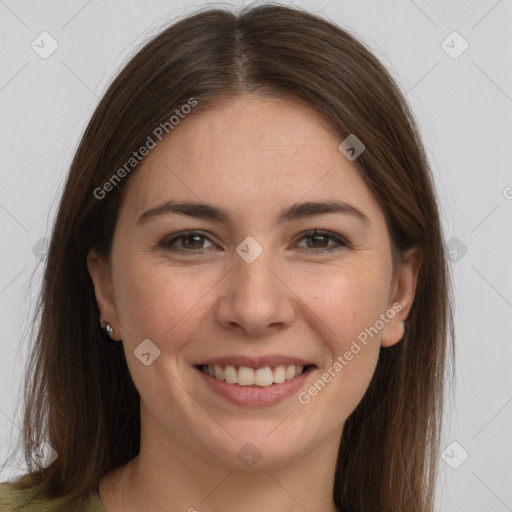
[160,229,349,255]
[160,230,216,252]
[294,230,348,253]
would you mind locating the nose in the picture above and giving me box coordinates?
[214,248,296,336]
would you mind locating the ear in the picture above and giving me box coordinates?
[380,246,422,348]
[86,249,121,340]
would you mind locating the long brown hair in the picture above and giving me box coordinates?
[3,4,453,511]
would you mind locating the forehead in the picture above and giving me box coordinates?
[119,94,382,224]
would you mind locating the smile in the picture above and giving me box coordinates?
[193,363,317,407]
[197,364,312,387]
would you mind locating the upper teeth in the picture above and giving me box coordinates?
[202,364,305,387]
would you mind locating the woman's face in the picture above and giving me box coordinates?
[88,94,419,470]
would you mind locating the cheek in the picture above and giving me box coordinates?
[112,256,219,347]
[291,261,391,349]
[110,258,219,403]
[290,263,389,410]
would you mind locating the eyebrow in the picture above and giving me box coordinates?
[136,198,370,226]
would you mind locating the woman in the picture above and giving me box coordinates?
[0,3,453,511]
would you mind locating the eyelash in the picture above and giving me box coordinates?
[160,229,349,255]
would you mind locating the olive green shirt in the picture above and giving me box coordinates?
[0,474,106,511]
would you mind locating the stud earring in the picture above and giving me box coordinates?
[104,322,114,338]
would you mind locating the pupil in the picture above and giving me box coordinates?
[309,234,328,248]
[184,235,203,249]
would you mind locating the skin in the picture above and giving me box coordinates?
[87,94,421,512]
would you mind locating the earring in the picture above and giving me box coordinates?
[105,322,114,338]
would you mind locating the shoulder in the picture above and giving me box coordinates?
[0,473,43,511]
[0,474,106,512]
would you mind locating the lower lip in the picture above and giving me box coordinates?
[194,366,316,407]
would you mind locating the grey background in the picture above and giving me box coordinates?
[1,1,511,510]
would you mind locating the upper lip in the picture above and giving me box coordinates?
[194,355,316,369]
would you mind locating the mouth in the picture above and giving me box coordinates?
[194,363,316,388]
